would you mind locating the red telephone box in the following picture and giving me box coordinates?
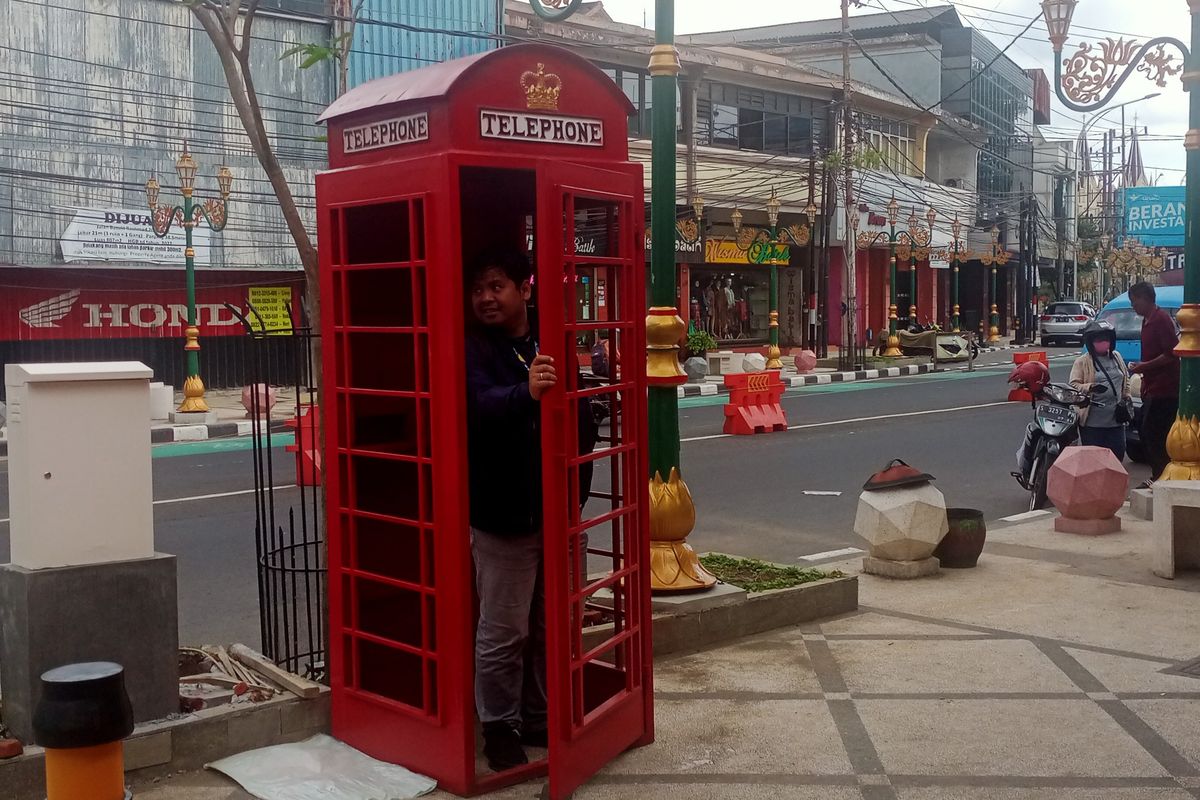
[315,43,652,799]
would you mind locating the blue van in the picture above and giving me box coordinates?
[1095,285,1184,363]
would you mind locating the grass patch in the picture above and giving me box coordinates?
[699,553,843,593]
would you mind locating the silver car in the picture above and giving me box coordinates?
[1039,301,1096,346]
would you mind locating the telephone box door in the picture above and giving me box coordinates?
[536,161,650,800]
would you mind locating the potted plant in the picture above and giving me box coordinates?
[685,329,718,359]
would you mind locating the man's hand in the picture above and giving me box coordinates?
[528,354,558,401]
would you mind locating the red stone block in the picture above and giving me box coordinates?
[1047,445,1128,526]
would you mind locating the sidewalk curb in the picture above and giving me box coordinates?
[0,420,290,458]
[677,344,1048,399]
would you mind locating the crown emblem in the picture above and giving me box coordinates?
[521,63,562,111]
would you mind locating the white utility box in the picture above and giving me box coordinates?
[149,381,173,421]
[5,362,154,569]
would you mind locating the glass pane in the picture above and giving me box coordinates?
[739,108,764,151]
[711,104,738,147]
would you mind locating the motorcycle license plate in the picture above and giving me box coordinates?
[1038,404,1073,424]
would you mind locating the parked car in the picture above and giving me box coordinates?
[1039,300,1096,346]
[1095,287,1184,464]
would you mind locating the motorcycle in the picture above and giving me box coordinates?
[1011,380,1108,511]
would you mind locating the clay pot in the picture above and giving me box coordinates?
[932,508,986,568]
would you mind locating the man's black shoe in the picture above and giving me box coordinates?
[483,725,527,771]
[521,727,548,748]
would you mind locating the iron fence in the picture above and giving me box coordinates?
[230,303,326,682]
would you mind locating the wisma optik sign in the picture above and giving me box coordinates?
[1123,187,1185,247]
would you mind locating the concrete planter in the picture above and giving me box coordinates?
[584,574,858,658]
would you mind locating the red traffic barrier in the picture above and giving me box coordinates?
[723,371,788,435]
[285,405,323,486]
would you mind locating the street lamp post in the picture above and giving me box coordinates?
[978,225,1011,343]
[1042,0,1200,479]
[145,142,232,414]
[941,215,975,332]
[730,192,813,369]
[900,206,937,328]
[855,195,922,356]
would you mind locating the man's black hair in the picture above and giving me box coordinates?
[1129,281,1156,303]
[469,249,532,286]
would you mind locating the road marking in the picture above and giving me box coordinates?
[799,547,863,562]
[803,491,842,496]
[680,400,1014,443]
[0,485,300,525]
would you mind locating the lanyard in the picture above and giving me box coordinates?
[513,339,539,373]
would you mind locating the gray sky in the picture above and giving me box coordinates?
[597,0,1189,186]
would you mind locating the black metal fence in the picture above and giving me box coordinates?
[0,335,297,401]
[234,305,326,682]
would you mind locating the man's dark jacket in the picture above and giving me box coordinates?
[465,324,598,536]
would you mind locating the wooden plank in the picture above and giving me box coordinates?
[230,644,322,699]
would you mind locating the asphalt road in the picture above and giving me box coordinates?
[0,348,1152,648]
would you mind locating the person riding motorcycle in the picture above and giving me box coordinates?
[1069,319,1132,461]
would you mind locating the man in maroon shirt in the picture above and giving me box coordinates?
[1129,282,1180,480]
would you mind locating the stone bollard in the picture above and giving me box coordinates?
[241,382,278,418]
[1047,446,1128,535]
[794,350,818,374]
[854,460,949,578]
[742,353,767,372]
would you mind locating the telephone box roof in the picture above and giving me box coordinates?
[318,43,635,124]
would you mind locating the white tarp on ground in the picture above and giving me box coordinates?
[208,734,437,800]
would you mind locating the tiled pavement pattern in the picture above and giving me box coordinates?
[138,510,1200,800]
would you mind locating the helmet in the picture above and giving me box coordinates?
[1080,319,1117,353]
[1008,360,1050,393]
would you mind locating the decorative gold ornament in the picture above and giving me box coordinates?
[646,307,686,385]
[883,304,903,357]
[1175,304,1200,356]
[649,468,715,592]
[648,44,681,77]
[521,62,562,111]
[1162,415,1200,481]
[178,374,209,414]
[988,304,1002,343]
[676,216,700,244]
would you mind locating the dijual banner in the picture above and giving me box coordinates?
[1123,187,1185,247]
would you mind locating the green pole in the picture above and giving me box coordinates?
[888,225,897,336]
[183,192,199,381]
[991,265,999,340]
[767,224,781,368]
[952,253,961,331]
[647,0,680,480]
[1164,4,1200,478]
[909,253,917,327]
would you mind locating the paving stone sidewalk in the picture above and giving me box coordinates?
[135,506,1200,800]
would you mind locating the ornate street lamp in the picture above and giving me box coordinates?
[1043,0,1199,479]
[855,195,933,356]
[938,215,975,332]
[978,225,1011,344]
[730,191,814,369]
[146,141,232,414]
[533,0,718,589]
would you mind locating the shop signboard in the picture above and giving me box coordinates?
[704,238,790,265]
[1,281,297,341]
[1123,187,1185,247]
[59,207,213,265]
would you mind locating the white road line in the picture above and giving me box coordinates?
[999,509,1051,522]
[152,485,298,506]
[680,400,1014,444]
[799,547,863,562]
[0,485,299,525]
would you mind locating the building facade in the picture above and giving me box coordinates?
[0,0,333,392]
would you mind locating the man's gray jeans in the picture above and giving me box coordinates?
[471,527,588,732]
